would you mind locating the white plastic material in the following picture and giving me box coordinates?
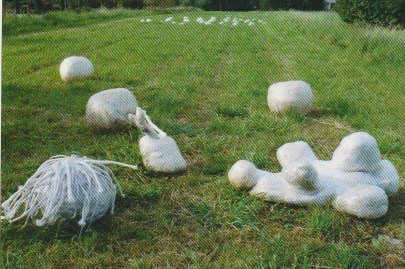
[129,107,187,174]
[267,80,313,114]
[228,132,400,219]
[1,155,138,226]
[86,88,138,130]
[60,56,94,82]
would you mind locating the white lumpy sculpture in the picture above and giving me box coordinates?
[228,132,400,219]
[267,80,313,114]
[86,88,138,130]
[60,56,94,82]
[129,107,187,174]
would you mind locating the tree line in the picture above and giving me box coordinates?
[4,0,327,14]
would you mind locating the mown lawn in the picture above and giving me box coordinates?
[1,9,404,268]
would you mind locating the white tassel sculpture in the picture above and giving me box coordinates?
[60,56,94,82]
[129,107,187,174]
[267,80,314,114]
[228,132,400,219]
[1,155,137,226]
[86,88,138,130]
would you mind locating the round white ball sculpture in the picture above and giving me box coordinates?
[228,132,400,219]
[60,56,94,82]
[86,88,138,130]
[267,80,313,114]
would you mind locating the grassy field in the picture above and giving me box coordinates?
[1,9,405,268]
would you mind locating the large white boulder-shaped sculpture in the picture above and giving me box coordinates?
[228,132,400,219]
[86,88,138,130]
[129,107,187,174]
[60,56,94,82]
[267,80,313,114]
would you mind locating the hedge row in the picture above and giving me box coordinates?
[5,0,326,13]
[335,0,405,26]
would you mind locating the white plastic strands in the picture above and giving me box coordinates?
[86,88,138,130]
[59,56,94,82]
[267,80,314,114]
[129,107,187,174]
[228,132,400,219]
[2,155,138,226]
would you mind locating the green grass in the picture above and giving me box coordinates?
[2,9,405,268]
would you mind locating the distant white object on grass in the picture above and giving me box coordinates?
[248,21,254,26]
[129,107,187,174]
[183,16,190,23]
[228,132,400,219]
[146,18,152,23]
[165,17,174,23]
[1,155,137,226]
[197,17,204,23]
[267,80,313,114]
[86,88,138,130]
[59,56,93,82]
[140,19,145,23]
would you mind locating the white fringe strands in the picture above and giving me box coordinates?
[129,107,187,174]
[1,155,138,226]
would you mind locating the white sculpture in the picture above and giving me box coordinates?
[267,80,313,114]
[1,155,137,226]
[59,56,94,82]
[129,107,187,174]
[228,132,400,219]
[86,88,138,131]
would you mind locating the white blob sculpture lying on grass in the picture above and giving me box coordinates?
[60,56,94,82]
[2,155,138,226]
[268,80,314,114]
[129,107,187,174]
[228,132,400,219]
[86,88,138,130]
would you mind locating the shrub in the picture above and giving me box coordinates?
[259,0,325,10]
[117,0,143,8]
[202,0,258,11]
[85,0,102,8]
[335,0,405,26]
[100,0,117,8]
[144,0,176,7]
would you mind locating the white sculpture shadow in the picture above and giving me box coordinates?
[228,132,400,219]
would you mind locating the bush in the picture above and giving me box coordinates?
[259,0,325,10]
[336,0,405,26]
[144,0,176,7]
[202,0,258,11]
[117,0,143,8]
[85,0,102,8]
[100,0,117,8]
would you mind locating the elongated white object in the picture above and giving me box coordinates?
[1,155,137,226]
[267,80,313,114]
[86,88,138,130]
[228,132,400,219]
[129,107,187,174]
[60,56,94,82]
